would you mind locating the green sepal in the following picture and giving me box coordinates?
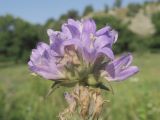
[59,80,79,87]
[99,77,114,94]
[96,83,110,91]
[87,74,98,86]
[45,81,60,98]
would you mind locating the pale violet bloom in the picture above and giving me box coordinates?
[61,19,118,64]
[28,19,138,83]
[28,42,65,80]
[105,53,139,81]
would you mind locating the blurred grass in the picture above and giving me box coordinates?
[0,53,160,120]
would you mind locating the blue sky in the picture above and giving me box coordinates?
[0,0,146,24]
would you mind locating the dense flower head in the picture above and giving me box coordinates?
[28,18,139,86]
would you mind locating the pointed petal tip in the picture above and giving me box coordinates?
[108,66,139,82]
[47,29,54,36]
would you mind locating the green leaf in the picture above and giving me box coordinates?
[96,83,110,91]
[45,82,60,98]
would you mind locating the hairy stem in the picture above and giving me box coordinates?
[59,85,106,120]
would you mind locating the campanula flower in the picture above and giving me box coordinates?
[28,18,138,84]
[28,18,139,120]
[61,19,118,64]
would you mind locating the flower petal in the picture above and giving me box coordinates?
[29,49,64,80]
[47,29,59,44]
[110,30,118,43]
[96,26,111,36]
[36,42,49,54]
[105,62,115,79]
[113,53,133,71]
[110,66,139,81]
[68,19,82,32]
[50,38,64,55]
[96,47,114,60]
[30,66,63,80]
[64,24,80,38]
[82,19,96,34]
[94,35,112,49]
[82,47,96,64]
[61,24,72,39]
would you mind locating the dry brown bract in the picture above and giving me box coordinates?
[59,85,106,120]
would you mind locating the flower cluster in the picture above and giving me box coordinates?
[28,18,139,119]
[28,19,138,86]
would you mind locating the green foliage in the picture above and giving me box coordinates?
[148,37,160,52]
[104,4,109,13]
[0,15,41,62]
[152,11,160,34]
[67,10,79,19]
[127,3,141,17]
[83,5,94,16]
[45,18,55,29]
[150,12,160,51]
[113,0,122,8]
[0,3,160,63]
[0,54,160,120]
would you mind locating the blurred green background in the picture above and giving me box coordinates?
[0,0,160,120]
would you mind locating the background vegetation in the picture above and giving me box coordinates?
[0,0,160,120]
[0,1,160,63]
